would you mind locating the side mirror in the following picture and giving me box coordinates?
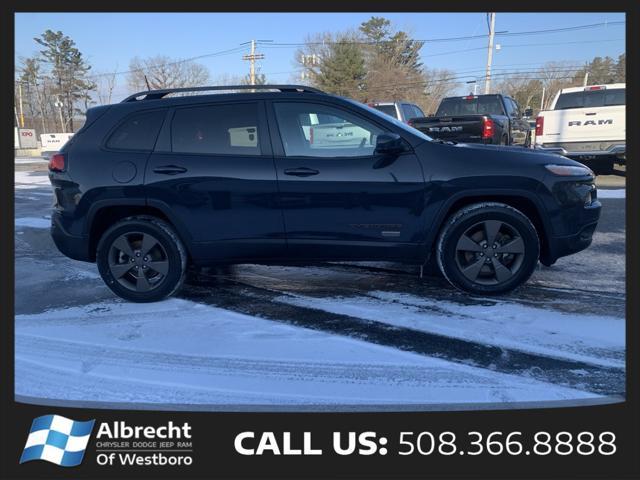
[523,108,533,118]
[375,133,405,156]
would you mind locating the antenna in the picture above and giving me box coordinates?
[144,75,151,91]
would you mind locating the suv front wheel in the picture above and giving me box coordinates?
[436,202,539,295]
[96,216,187,302]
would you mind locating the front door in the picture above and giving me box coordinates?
[269,100,426,261]
[145,101,285,262]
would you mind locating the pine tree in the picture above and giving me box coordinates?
[34,30,96,131]
[314,38,366,99]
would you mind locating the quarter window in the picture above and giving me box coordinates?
[171,103,261,155]
[274,103,385,158]
[106,110,166,151]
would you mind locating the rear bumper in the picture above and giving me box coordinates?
[51,212,92,262]
[542,200,602,266]
[535,143,625,159]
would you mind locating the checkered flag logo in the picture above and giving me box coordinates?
[20,415,95,467]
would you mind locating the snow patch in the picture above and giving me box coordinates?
[598,189,625,199]
[275,291,624,368]
[15,217,51,229]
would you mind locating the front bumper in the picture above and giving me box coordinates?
[541,199,602,266]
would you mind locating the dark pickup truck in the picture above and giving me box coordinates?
[410,94,533,147]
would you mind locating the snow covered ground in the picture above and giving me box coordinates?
[15,298,600,407]
[13,167,626,410]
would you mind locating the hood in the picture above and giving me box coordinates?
[446,142,587,167]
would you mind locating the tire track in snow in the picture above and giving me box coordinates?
[180,283,624,396]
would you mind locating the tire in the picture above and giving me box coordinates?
[436,202,539,295]
[524,131,531,149]
[584,158,614,176]
[96,216,187,302]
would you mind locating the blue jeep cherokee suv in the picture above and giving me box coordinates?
[48,85,601,302]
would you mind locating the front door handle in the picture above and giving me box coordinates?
[153,165,188,175]
[283,167,319,177]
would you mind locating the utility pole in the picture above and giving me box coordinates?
[583,71,590,87]
[17,81,25,128]
[484,12,496,94]
[242,40,265,86]
[540,86,546,110]
[55,97,66,133]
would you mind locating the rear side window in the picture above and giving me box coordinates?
[401,104,415,120]
[372,104,398,119]
[412,105,425,118]
[171,103,261,155]
[106,110,166,151]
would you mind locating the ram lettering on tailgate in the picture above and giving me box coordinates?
[568,119,613,126]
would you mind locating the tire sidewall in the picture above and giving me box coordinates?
[96,218,186,302]
[437,205,539,295]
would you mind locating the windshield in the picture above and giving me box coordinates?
[436,95,504,116]
[344,98,433,142]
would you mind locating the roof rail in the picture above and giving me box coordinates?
[121,84,324,102]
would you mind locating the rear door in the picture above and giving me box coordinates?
[145,100,285,261]
[268,100,426,261]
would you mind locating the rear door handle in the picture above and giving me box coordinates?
[153,165,188,175]
[283,167,319,177]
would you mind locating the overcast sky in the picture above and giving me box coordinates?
[15,12,625,101]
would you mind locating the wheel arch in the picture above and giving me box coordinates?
[87,201,193,262]
[427,190,552,265]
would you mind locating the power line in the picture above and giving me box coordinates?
[82,45,249,80]
[257,20,624,47]
[422,38,624,58]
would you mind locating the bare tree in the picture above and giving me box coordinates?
[495,75,543,114]
[422,68,459,115]
[127,55,210,91]
[537,61,575,110]
[96,67,118,105]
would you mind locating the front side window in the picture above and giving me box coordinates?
[171,103,261,155]
[106,109,166,151]
[274,103,385,158]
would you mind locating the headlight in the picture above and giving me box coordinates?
[545,164,594,177]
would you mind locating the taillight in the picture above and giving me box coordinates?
[584,85,604,91]
[481,117,494,139]
[535,116,544,136]
[48,153,66,172]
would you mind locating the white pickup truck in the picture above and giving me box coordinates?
[534,83,625,174]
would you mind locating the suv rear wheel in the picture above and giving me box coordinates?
[96,216,187,302]
[436,202,539,295]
